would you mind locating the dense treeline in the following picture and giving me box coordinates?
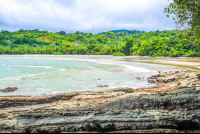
[0,29,199,57]
[132,29,198,57]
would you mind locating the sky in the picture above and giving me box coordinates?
[0,0,175,34]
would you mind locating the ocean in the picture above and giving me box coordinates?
[0,56,185,96]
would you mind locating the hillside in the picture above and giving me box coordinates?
[98,29,145,35]
[0,29,198,57]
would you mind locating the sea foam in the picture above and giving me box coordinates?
[13,65,52,69]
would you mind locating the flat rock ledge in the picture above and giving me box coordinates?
[1,70,200,133]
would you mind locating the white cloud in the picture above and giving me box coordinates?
[0,0,175,33]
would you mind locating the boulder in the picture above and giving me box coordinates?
[156,75,176,83]
[149,74,159,79]
[97,85,109,87]
[147,79,157,83]
[2,87,18,92]
[159,73,166,77]
[175,71,180,73]
[197,74,200,80]
[136,77,141,80]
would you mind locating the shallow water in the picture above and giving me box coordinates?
[0,56,188,96]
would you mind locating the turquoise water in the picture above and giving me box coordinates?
[0,57,184,96]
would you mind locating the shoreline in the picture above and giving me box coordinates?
[0,54,197,97]
[0,55,199,100]
[0,69,199,109]
[1,55,200,132]
[0,69,200,132]
[0,55,199,107]
[1,54,200,69]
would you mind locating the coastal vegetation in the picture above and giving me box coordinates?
[0,29,199,57]
[164,0,200,56]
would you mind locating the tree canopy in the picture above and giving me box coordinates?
[0,29,198,57]
[164,0,200,54]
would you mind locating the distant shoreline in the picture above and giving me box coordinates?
[1,54,200,70]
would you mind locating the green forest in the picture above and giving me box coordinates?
[0,29,199,57]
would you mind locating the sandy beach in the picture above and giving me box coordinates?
[1,55,200,70]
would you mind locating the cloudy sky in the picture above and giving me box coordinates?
[0,0,175,34]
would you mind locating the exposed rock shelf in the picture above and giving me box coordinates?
[1,70,200,133]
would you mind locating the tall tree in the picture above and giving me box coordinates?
[164,0,200,55]
[59,30,66,35]
[125,38,134,56]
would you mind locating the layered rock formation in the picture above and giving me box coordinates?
[0,92,80,109]
[1,70,200,133]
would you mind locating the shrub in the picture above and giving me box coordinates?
[95,52,100,55]
[53,52,63,55]
[112,51,125,56]
[100,47,112,55]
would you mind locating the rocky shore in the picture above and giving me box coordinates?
[1,70,200,133]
